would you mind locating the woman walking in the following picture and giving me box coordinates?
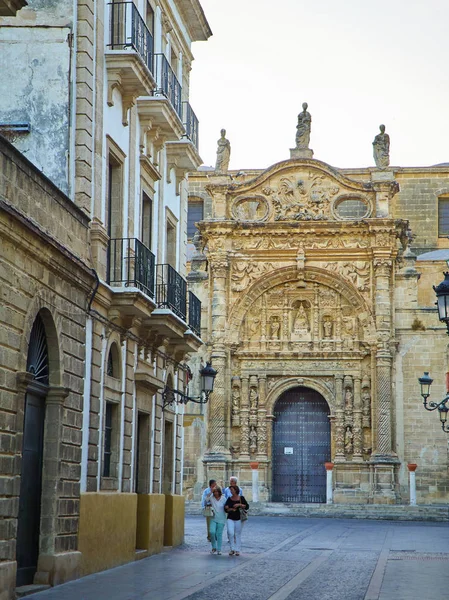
[207,486,227,555]
[225,484,249,556]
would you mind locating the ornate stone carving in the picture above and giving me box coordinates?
[240,412,250,456]
[215,129,231,173]
[232,196,269,222]
[345,425,354,454]
[374,258,392,277]
[291,301,311,340]
[231,383,240,427]
[249,425,257,452]
[272,174,339,221]
[342,316,356,350]
[362,386,371,428]
[209,256,229,279]
[323,317,333,339]
[323,261,370,293]
[373,124,390,169]
[249,387,259,411]
[231,261,276,292]
[257,414,267,455]
[269,316,281,339]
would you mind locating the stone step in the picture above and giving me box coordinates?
[186,502,449,522]
[16,584,51,598]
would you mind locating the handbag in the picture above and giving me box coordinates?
[202,505,214,518]
[240,508,248,521]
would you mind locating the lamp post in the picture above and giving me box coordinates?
[418,372,449,433]
[162,362,217,409]
[433,270,449,335]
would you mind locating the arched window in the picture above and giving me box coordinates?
[26,314,49,385]
[187,199,204,239]
[106,343,120,378]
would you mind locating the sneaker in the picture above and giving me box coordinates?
[217,551,222,555]
[229,550,235,555]
[211,548,216,554]
[235,552,240,556]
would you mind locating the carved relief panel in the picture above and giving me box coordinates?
[226,165,374,223]
[239,279,363,353]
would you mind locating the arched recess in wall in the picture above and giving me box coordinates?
[17,308,64,587]
[106,341,122,379]
[226,265,375,345]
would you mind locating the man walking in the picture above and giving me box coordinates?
[224,476,243,499]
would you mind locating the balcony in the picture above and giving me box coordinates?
[153,54,182,119]
[107,237,156,317]
[145,264,202,349]
[182,102,199,150]
[105,2,156,111]
[156,264,187,321]
[188,291,201,336]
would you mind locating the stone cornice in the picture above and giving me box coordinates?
[206,158,376,195]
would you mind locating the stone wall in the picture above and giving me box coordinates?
[185,162,449,506]
[0,136,92,591]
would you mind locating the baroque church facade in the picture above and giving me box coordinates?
[184,126,449,507]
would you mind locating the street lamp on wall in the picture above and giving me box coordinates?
[433,271,449,335]
[162,362,217,410]
[418,372,449,433]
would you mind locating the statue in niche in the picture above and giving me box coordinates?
[342,316,355,350]
[345,388,353,410]
[249,425,257,452]
[323,318,333,339]
[362,388,371,427]
[215,128,231,173]
[232,387,240,416]
[345,426,354,454]
[248,316,261,340]
[295,102,312,149]
[249,387,259,411]
[270,316,281,339]
[292,303,311,340]
[372,124,390,169]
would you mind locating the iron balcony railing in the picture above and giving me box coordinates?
[156,264,187,321]
[182,102,199,150]
[108,238,155,298]
[188,291,201,336]
[108,1,154,76]
[153,53,182,119]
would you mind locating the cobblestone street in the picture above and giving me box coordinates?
[25,515,449,600]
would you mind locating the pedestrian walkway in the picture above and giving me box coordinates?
[25,516,449,600]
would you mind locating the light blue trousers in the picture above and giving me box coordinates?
[209,520,225,551]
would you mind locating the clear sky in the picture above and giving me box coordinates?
[189,0,449,171]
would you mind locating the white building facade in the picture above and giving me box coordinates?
[0,0,211,594]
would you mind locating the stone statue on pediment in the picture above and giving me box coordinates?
[373,124,390,169]
[215,128,231,173]
[296,102,312,149]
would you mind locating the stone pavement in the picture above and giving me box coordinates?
[26,516,449,600]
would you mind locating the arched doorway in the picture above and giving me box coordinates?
[16,314,49,586]
[272,387,330,503]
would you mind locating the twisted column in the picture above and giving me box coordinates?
[373,258,394,457]
[206,255,230,456]
[334,374,345,460]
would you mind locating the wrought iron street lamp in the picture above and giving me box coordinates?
[418,372,449,433]
[162,362,217,410]
[433,271,449,335]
